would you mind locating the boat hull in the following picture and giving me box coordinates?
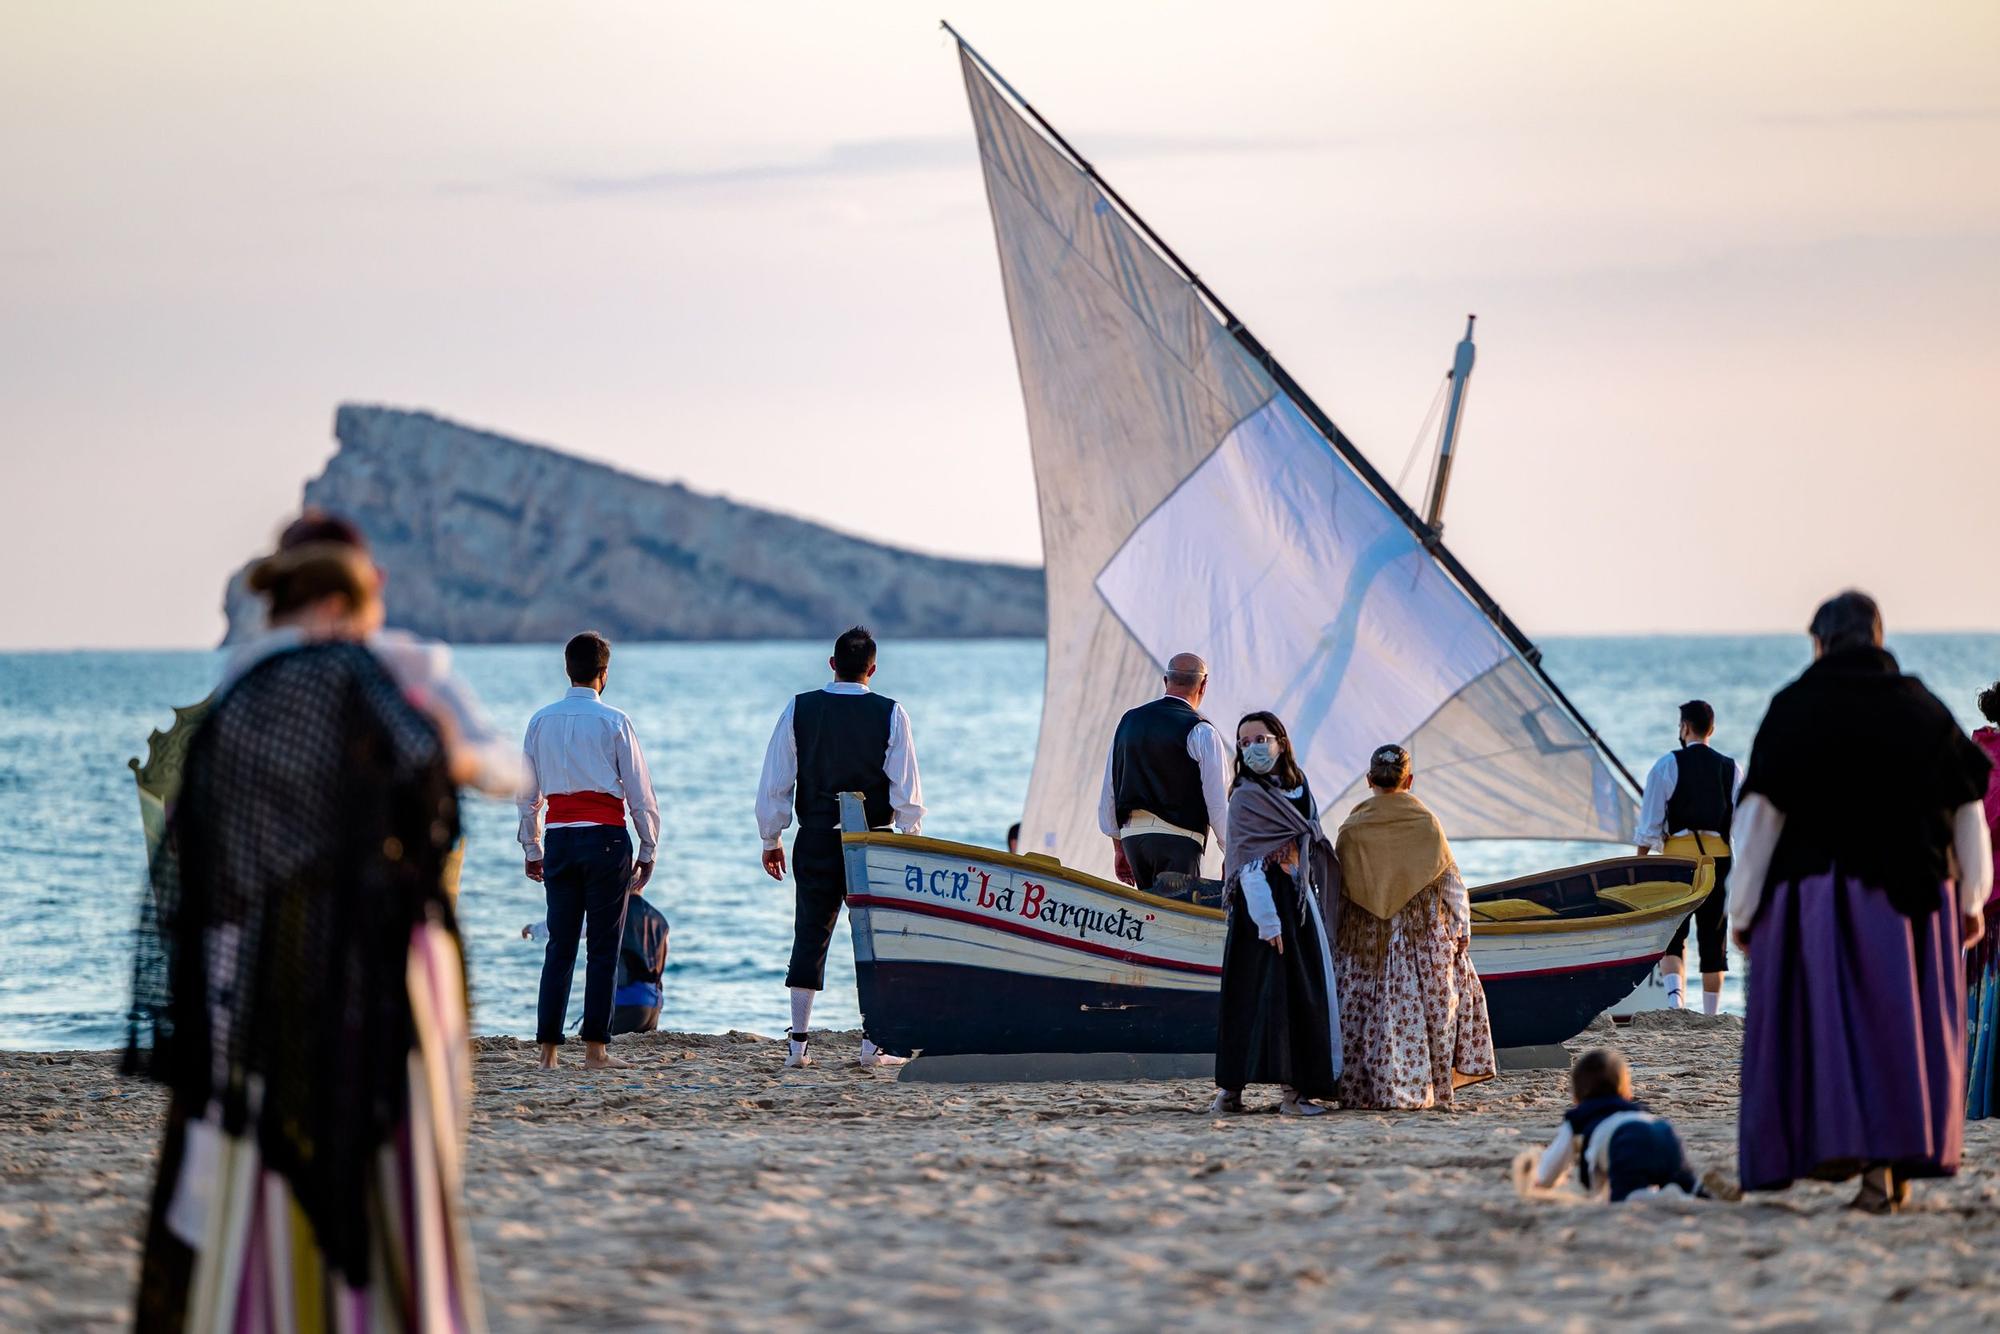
[843,820,1703,1058]
[854,959,1218,1057]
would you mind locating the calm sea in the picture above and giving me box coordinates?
[3,634,1996,1051]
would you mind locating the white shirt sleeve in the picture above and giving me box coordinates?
[887,703,924,835]
[756,700,799,851]
[1954,800,1994,917]
[1732,759,1745,803]
[1726,793,1786,933]
[516,716,546,861]
[1534,1124,1575,1189]
[1239,861,1283,939]
[368,631,524,798]
[1188,721,1234,853]
[434,670,526,798]
[1098,744,1120,839]
[617,719,662,864]
[1636,752,1678,852]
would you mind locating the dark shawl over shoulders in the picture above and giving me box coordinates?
[125,641,461,1283]
[1223,776,1338,921]
[1741,646,1990,916]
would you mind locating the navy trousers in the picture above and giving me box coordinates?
[537,825,632,1045]
[1606,1119,1700,1201]
[787,829,846,991]
[1123,832,1203,892]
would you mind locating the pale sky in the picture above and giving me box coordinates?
[2,0,1996,649]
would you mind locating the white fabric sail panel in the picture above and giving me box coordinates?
[1095,397,1631,839]
[961,50,1269,879]
[958,48,1635,873]
[1099,395,1500,820]
[1319,655,1635,838]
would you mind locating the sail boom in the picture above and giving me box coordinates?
[947,25,1639,800]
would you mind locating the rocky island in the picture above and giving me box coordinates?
[224,406,1045,643]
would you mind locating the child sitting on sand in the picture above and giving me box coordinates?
[1517,1048,1738,1202]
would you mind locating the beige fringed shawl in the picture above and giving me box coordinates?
[1334,790,1454,920]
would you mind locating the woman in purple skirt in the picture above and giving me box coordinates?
[1728,591,1994,1213]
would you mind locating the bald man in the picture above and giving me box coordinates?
[1097,653,1231,890]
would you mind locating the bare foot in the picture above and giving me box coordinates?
[582,1043,631,1070]
[537,1043,560,1071]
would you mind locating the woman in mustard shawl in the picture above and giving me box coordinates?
[1333,745,1495,1110]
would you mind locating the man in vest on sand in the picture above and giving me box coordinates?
[1099,652,1231,891]
[757,626,924,1069]
[519,631,661,1070]
[1636,699,1742,1014]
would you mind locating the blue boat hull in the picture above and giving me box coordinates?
[856,959,1218,1057]
[856,955,1657,1056]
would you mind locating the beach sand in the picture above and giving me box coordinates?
[6,1012,2000,1331]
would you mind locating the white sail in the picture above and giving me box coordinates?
[957,41,1637,878]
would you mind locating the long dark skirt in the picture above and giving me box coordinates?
[1739,869,1965,1191]
[1214,867,1340,1100]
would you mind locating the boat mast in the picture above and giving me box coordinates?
[1425,315,1477,536]
[944,23,1641,798]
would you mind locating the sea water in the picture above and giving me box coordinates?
[3,634,1996,1051]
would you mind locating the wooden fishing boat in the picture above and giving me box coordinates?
[884,31,1710,1058]
[841,796,1710,1055]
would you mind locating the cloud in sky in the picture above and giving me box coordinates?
[2,0,1998,648]
[1757,104,2000,127]
[451,132,1343,201]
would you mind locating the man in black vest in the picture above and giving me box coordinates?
[756,626,924,1069]
[1636,699,1741,1015]
[1097,652,1232,890]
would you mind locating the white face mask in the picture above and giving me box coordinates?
[1242,740,1279,775]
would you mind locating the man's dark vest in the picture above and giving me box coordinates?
[1666,742,1735,839]
[1111,696,1210,837]
[793,689,896,830]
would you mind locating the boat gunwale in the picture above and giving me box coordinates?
[845,832,1712,937]
[1473,852,1704,895]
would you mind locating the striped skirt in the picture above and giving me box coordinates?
[137,921,482,1333]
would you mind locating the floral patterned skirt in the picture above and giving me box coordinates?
[1334,873,1496,1110]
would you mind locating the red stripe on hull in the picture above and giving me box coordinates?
[846,893,1223,977]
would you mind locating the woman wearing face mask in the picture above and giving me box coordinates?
[1209,712,1342,1115]
[1333,744,1495,1110]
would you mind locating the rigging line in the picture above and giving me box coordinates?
[1394,373,1453,499]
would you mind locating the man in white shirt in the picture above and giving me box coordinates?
[1098,652,1231,891]
[519,631,661,1070]
[1635,700,1741,1015]
[756,626,922,1069]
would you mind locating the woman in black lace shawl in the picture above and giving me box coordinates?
[127,531,483,1331]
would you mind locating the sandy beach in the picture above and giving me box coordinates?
[6,1012,1999,1331]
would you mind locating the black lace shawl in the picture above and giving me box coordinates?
[1741,646,1990,917]
[126,641,462,1282]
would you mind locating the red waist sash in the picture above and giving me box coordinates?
[546,790,625,826]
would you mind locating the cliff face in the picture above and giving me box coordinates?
[223,405,1046,643]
